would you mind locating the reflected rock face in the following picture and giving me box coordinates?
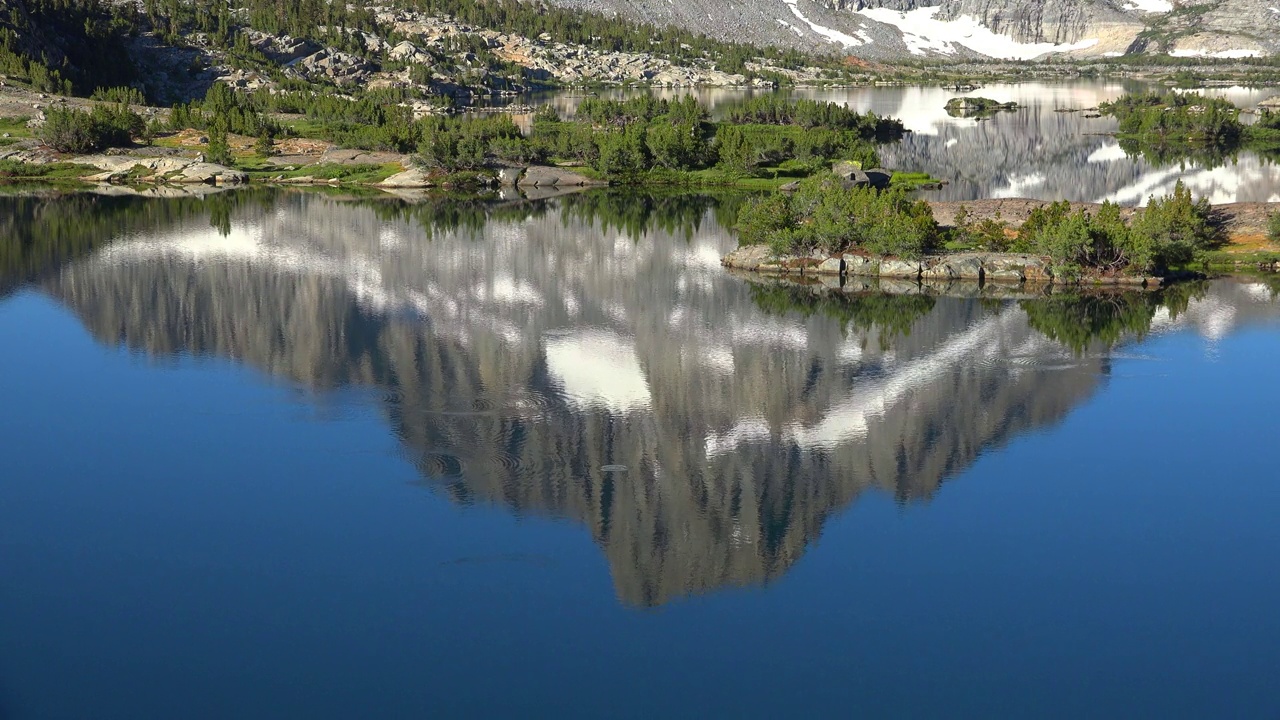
[20,191,1279,606]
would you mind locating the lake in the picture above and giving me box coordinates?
[533,81,1280,205]
[2,187,1279,718]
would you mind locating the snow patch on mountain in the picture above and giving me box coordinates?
[856,6,1099,59]
[782,0,867,46]
[776,19,805,37]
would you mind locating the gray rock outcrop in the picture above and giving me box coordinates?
[376,167,436,188]
[75,155,247,185]
[879,258,923,279]
[724,247,1063,283]
[517,166,604,187]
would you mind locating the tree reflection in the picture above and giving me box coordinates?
[743,274,1213,355]
[559,189,746,242]
[1115,136,1239,172]
[0,190,273,290]
[748,280,936,342]
[1020,282,1207,354]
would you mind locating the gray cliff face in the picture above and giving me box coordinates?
[546,0,1280,58]
[1133,0,1280,56]
[543,0,958,59]
[931,0,1135,45]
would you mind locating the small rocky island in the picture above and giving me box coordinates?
[944,97,1019,117]
[725,173,1239,287]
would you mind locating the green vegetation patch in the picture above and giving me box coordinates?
[889,171,946,190]
[0,159,97,180]
[406,95,901,187]
[1097,91,1280,168]
[37,103,144,153]
[738,177,1222,277]
[0,116,33,143]
[736,174,939,259]
[1101,91,1242,146]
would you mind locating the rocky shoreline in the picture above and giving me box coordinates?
[724,196,1280,283]
[724,269,1144,299]
[722,245,1167,287]
[376,164,605,189]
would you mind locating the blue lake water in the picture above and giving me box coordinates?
[2,189,1279,718]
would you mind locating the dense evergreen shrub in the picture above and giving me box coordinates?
[1017,181,1219,274]
[37,103,144,153]
[735,175,939,258]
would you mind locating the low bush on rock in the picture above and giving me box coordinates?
[1268,210,1280,244]
[951,205,1011,251]
[37,103,144,153]
[735,175,939,258]
[1017,182,1219,275]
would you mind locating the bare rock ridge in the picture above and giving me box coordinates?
[546,0,1280,59]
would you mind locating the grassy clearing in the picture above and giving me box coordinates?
[632,167,793,190]
[0,116,32,146]
[0,115,32,134]
[149,135,187,149]
[0,159,96,180]
[275,116,328,139]
[600,161,942,192]
[564,162,805,190]
[1197,249,1280,268]
[890,171,946,190]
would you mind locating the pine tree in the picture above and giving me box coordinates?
[206,121,232,165]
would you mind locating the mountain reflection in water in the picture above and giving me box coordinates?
[10,189,1280,606]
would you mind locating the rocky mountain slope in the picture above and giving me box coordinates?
[548,0,1280,59]
[2,0,834,108]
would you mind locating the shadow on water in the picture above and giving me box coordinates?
[5,188,1278,606]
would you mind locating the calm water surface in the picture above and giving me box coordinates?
[2,189,1280,718]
